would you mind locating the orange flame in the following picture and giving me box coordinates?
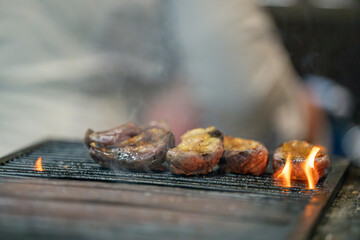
[275,153,292,188]
[303,146,320,189]
[34,156,44,171]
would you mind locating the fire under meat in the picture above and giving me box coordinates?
[273,140,330,189]
[303,146,321,189]
[274,152,292,188]
[34,156,44,171]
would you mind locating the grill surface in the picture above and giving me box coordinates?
[0,140,350,240]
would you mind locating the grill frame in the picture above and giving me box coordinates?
[0,140,350,240]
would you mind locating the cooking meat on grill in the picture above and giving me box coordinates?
[273,140,330,180]
[166,126,224,175]
[84,122,142,147]
[84,120,171,148]
[219,135,269,176]
[89,128,175,172]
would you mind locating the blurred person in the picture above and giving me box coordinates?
[144,1,329,148]
[0,0,327,156]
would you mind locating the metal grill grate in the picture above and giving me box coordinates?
[0,140,350,240]
[0,141,321,197]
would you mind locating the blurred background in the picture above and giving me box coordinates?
[1,0,360,165]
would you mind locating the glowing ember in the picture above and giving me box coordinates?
[34,156,44,171]
[303,146,320,189]
[275,153,292,188]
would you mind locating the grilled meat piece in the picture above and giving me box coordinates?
[219,136,269,176]
[84,122,142,148]
[166,126,224,175]
[273,140,330,181]
[89,128,175,172]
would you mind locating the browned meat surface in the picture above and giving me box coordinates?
[166,126,224,175]
[84,122,142,147]
[219,135,269,176]
[88,128,175,172]
[273,140,330,180]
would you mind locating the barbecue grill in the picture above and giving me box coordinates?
[0,140,350,240]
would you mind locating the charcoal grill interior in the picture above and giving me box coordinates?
[0,140,350,240]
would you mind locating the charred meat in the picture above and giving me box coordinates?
[166,126,224,175]
[89,128,175,172]
[84,122,142,147]
[273,140,330,181]
[219,136,269,176]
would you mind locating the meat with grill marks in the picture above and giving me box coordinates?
[89,128,175,172]
[166,126,224,175]
[219,135,269,176]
